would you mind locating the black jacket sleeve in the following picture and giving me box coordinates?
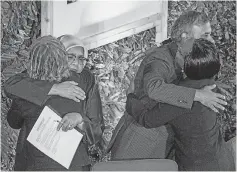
[83,83,105,146]
[78,69,105,147]
[126,93,191,128]
[4,71,54,106]
[7,97,40,129]
[7,99,25,129]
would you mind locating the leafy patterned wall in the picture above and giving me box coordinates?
[1,1,236,170]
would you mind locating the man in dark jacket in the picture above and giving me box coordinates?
[107,11,227,160]
[125,38,235,171]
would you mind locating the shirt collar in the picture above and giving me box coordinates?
[167,41,184,77]
[167,41,178,59]
[181,78,215,89]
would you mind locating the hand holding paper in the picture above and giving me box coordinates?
[56,112,83,131]
[27,106,83,169]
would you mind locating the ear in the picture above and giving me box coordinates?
[180,32,191,46]
[181,32,187,40]
[179,38,195,56]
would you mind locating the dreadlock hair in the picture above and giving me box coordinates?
[28,35,70,82]
[171,11,209,43]
[184,38,220,80]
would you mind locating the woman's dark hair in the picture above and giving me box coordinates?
[28,35,70,82]
[184,38,220,80]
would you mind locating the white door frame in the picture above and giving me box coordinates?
[41,1,168,49]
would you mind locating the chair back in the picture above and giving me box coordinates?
[92,159,178,171]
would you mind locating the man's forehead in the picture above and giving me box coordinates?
[192,22,212,39]
[193,22,212,33]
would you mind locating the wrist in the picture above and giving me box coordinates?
[48,84,59,95]
[77,122,84,131]
[194,89,201,102]
[78,117,83,124]
[75,113,83,124]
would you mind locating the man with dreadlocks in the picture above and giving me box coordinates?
[6,35,104,171]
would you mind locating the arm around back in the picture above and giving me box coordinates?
[143,55,195,109]
[126,93,191,128]
[4,72,54,106]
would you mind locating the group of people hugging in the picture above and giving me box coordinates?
[4,10,236,171]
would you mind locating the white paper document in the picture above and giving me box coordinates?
[27,106,83,169]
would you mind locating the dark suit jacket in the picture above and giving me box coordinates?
[106,42,193,158]
[6,70,104,171]
[126,78,235,171]
[134,42,195,109]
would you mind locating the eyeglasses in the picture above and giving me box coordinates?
[68,53,89,62]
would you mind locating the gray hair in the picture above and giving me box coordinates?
[171,11,209,42]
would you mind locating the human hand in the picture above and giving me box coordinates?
[57,112,83,132]
[77,122,85,131]
[48,81,86,102]
[194,84,227,113]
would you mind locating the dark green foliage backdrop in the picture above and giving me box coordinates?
[1,1,236,170]
[1,1,41,170]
